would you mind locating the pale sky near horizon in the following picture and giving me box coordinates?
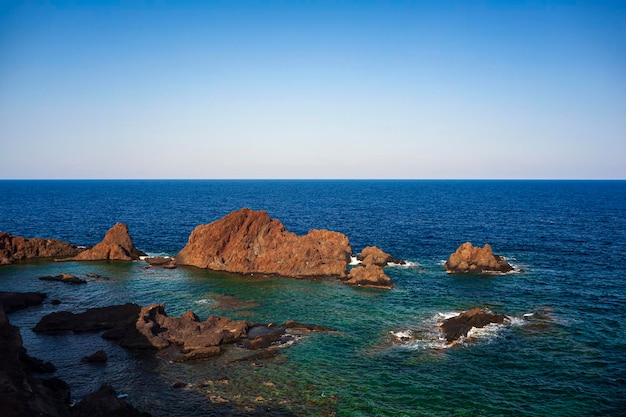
[0,0,624,179]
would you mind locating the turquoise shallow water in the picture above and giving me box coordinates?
[1,180,625,416]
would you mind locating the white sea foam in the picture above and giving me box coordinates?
[195,298,213,305]
[523,312,535,318]
[349,256,362,266]
[390,329,413,341]
[387,260,420,268]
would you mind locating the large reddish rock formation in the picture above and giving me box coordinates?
[175,208,352,278]
[0,232,81,265]
[445,242,513,274]
[439,308,509,343]
[68,223,146,261]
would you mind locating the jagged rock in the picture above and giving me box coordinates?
[345,264,392,289]
[0,231,81,265]
[357,246,402,266]
[70,384,151,417]
[0,292,47,313]
[176,208,352,278]
[81,350,107,363]
[445,242,513,274]
[39,273,87,284]
[67,223,146,261]
[33,303,141,334]
[440,308,508,343]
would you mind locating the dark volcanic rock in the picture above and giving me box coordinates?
[70,384,151,417]
[39,273,87,284]
[0,291,47,313]
[0,302,71,417]
[440,308,508,343]
[0,231,81,265]
[67,223,146,261]
[445,242,514,274]
[176,208,352,278]
[34,303,141,333]
[81,350,108,363]
[345,264,392,289]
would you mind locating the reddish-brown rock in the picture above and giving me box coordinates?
[68,223,146,261]
[176,208,352,278]
[445,242,513,274]
[345,264,392,289]
[439,308,509,343]
[0,232,81,266]
[357,246,401,266]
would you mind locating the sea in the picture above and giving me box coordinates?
[0,180,625,417]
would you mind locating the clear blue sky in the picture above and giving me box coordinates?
[1,0,624,179]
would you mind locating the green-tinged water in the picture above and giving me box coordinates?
[1,180,625,416]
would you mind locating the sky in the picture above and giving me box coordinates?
[0,0,624,179]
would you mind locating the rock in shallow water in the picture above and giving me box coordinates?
[0,232,81,265]
[439,308,509,343]
[445,242,513,274]
[66,223,146,261]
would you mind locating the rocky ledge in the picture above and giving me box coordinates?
[0,231,81,265]
[0,291,47,313]
[176,208,352,278]
[439,308,509,343]
[66,223,146,261]
[34,303,330,362]
[445,242,513,274]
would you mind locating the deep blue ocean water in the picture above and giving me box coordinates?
[1,180,625,416]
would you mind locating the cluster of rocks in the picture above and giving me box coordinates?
[0,209,518,290]
[33,302,330,363]
[0,295,150,417]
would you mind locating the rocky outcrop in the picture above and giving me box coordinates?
[176,208,352,278]
[70,384,151,417]
[445,242,513,274]
[0,232,81,265]
[345,264,392,289]
[0,302,71,417]
[68,223,146,261]
[357,246,401,266]
[0,292,47,313]
[81,350,107,363]
[439,308,508,343]
[34,303,329,362]
[145,256,177,269]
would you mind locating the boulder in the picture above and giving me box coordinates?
[345,264,392,289]
[176,208,352,278]
[67,223,146,261]
[70,384,151,417]
[439,308,508,343]
[39,273,87,284]
[33,303,142,333]
[0,232,81,265]
[0,292,47,313]
[357,246,402,266]
[445,242,513,274]
[145,257,177,269]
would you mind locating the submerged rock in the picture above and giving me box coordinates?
[439,308,508,343]
[0,232,81,265]
[66,223,146,261]
[176,208,352,278]
[445,242,513,274]
[39,273,87,285]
